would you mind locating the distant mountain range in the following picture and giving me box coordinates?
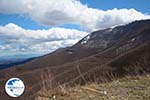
[0,19,150,100]
[0,54,38,69]
[0,57,35,70]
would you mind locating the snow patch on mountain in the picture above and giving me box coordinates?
[81,35,91,44]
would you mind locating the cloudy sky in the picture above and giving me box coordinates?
[0,0,150,58]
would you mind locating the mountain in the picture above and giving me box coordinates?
[0,54,38,69]
[0,19,150,100]
[0,57,35,70]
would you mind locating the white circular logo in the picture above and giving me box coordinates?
[5,78,25,97]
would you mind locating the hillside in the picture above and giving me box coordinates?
[0,19,150,100]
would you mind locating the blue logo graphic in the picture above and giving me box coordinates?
[5,78,25,97]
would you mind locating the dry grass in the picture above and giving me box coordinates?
[35,74,150,100]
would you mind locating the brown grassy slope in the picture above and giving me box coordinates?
[34,42,150,100]
[0,48,99,76]
[24,30,150,99]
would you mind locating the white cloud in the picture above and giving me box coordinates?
[0,0,150,56]
[0,23,88,55]
[0,0,150,31]
[96,8,150,29]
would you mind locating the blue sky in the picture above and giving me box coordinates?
[0,0,150,58]
[81,0,150,13]
[0,13,48,30]
[0,13,83,31]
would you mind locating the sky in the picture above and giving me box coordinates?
[0,0,150,58]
